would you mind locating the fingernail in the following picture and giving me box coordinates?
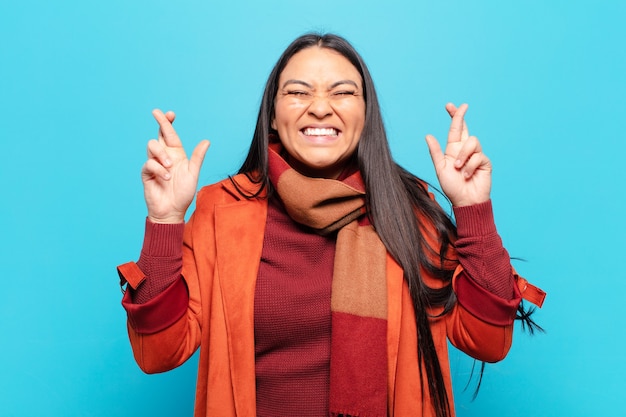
[164,173,171,180]
[455,159,462,167]
[165,159,172,167]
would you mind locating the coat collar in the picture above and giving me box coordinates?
[212,174,267,414]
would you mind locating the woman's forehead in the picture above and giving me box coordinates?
[278,47,362,87]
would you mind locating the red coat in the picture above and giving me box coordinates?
[120,174,537,416]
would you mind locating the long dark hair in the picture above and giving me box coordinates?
[238,32,457,417]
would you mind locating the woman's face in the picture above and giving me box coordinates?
[272,47,366,178]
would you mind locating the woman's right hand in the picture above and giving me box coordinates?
[141,109,210,224]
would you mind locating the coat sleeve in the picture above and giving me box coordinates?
[445,268,545,363]
[117,187,219,374]
[443,278,518,363]
[423,200,523,363]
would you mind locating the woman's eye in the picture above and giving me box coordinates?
[287,90,308,96]
[334,91,356,96]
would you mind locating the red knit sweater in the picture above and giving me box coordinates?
[254,196,335,416]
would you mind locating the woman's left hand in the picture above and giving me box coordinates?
[425,103,492,207]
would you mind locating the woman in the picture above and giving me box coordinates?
[118,33,545,417]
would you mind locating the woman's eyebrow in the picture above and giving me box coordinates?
[280,79,359,89]
[281,79,313,89]
[329,80,359,89]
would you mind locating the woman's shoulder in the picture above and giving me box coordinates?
[196,173,266,206]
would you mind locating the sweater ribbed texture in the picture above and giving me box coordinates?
[133,218,184,304]
[254,196,335,416]
[453,200,515,299]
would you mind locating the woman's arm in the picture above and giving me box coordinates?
[117,109,210,372]
[119,211,204,374]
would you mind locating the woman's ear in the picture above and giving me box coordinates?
[271,118,276,130]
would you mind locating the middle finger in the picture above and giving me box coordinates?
[447,103,469,144]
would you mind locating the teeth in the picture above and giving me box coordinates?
[302,127,338,136]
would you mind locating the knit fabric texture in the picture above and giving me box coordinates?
[254,196,335,416]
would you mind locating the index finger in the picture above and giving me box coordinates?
[152,109,183,148]
[447,103,469,144]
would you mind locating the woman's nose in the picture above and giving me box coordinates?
[307,95,333,118]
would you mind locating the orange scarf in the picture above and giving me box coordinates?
[268,143,388,417]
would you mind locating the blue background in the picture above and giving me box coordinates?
[1,0,624,416]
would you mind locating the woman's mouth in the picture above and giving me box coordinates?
[301,127,339,137]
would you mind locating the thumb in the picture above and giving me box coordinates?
[189,140,211,176]
[425,134,444,167]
